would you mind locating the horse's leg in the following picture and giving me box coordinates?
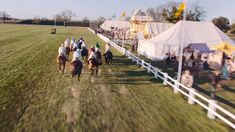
[58,64,61,71]
[95,67,98,77]
[62,62,65,76]
[77,68,82,81]
[90,69,93,76]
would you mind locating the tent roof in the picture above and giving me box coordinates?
[188,43,214,53]
[144,22,174,37]
[131,9,153,21]
[100,20,131,31]
[138,20,235,60]
[133,9,146,16]
[212,43,235,55]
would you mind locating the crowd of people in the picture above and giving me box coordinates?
[176,51,235,99]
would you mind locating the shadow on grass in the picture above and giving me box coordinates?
[194,85,235,108]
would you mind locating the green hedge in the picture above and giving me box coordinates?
[17,19,89,27]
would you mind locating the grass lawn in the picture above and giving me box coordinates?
[0,24,231,131]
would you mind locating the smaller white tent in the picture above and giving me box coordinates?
[138,20,235,60]
[144,22,174,38]
[100,20,131,31]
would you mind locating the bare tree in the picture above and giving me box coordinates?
[146,8,157,21]
[96,16,106,25]
[0,11,10,24]
[146,1,206,23]
[81,17,90,24]
[59,9,76,27]
[32,16,40,24]
[55,14,63,22]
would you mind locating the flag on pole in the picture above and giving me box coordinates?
[121,11,126,17]
[175,2,186,17]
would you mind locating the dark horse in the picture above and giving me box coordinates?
[88,58,98,76]
[103,51,113,65]
[81,47,88,63]
[70,59,83,81]
[57,55,67,75]
[65,46,70,57]
[95,51,102,66]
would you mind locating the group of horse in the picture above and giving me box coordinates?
[57,39,113,81]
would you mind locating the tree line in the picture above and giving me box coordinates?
[144,1,234,34]
[0,3,234,34]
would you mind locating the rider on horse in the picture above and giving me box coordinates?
[72,48,83,63]
[88,46,96,60]
[58,44,68,61]
[71,41,79,51]
[105,42,111,53]
[64,38,71,56]
[95,42,101,53]
[81,40,87,49]
[104,42,113,64]
[71,48,83,79]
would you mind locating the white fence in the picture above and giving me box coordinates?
[88,28,235,129]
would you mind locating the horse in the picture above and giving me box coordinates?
[65,46,70,57]
[70,60,83,81]
[103,51,113,65]
[95,51,102,66]
[81,47,88,63]
[57,55,67,76]
[88,58,98,76]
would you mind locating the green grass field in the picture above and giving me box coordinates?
[0,24,230,131]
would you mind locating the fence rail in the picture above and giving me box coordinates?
[88,28,235,129]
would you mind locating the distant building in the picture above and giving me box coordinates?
[129,9,153,39]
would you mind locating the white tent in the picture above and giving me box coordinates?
[138,20,235,60]
[144,22,174,38]
[100,20,131,31]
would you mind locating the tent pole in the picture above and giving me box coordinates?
[177,0,187,84]
[122,28,124,47]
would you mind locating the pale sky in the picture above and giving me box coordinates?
[1,0,235,23]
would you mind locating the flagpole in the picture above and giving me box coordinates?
[176,0,187,89]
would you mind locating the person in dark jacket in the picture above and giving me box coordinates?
[208,71,221,99]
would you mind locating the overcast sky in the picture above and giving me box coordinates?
[1,0,234,23]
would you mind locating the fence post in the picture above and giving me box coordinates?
[141,60,145,68]
[132,57,135,62]
[123,48,127,56]
[147,63,151,73]
[136,58,140,65]
[207,99,217,120]
[163,73,168,85]
[188,88,196,104]
[174,82,179,94]
[128,51,131,59]
[154,68,158,78]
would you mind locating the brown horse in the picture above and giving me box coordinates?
[65,47,70,57]
[95,51,102,65]
[70,59,83,81]
[88,58,98,76]
[57,55,67,75]
[103,51,113,65]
